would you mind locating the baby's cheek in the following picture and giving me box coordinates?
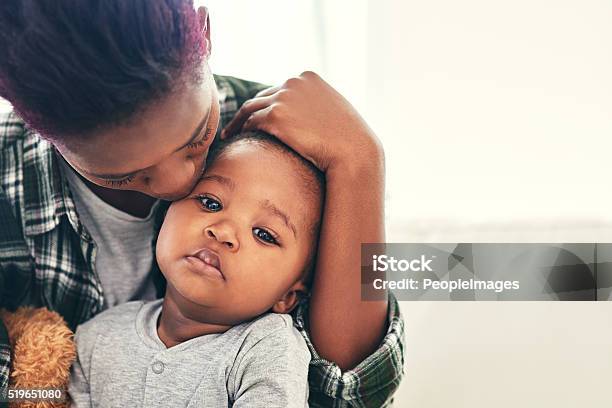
[155,246,173,277]
[156,226,177,261]
[233,264,274,297]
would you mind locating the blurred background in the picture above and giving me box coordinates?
[2,0,612,406]
[193,0,612,240]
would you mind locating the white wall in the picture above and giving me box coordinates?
[0,99,10,113]
[199,0,612,230]
[366,0,612,229]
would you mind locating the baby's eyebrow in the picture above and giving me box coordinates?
[259,199,297,239]
[200,174,235,191]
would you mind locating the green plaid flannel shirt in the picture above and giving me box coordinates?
[0,75,405,407]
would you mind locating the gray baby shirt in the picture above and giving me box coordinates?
[68,299,310,407]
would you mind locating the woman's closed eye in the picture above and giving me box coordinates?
[187,127,214,149]
[187,135,207,149]
[104,174,136,187]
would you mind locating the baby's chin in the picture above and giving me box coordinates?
[166,284,278,326]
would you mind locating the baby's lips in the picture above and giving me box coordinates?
[192,247,222,272]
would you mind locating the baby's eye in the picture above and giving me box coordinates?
[253,227,278,245]
[196,195,222,212]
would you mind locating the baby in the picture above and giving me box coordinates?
[68,131,324,407]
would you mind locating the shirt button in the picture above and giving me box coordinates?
[152,361,164,374]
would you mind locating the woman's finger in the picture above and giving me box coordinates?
[221,94,275,139]
[241,105,320,168]
[254,85,281,98]
[241,104,275,134]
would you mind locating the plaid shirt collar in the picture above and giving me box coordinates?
[21,130,91,242]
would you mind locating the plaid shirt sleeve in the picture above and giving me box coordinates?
[0,320,8,406]
[293,293,405,408]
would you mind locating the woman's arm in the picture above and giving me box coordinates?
[309,145,387,369]
[223,71,388,370]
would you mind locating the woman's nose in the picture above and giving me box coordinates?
[145,156,199,199]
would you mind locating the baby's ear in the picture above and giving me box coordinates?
[271,281,309,314]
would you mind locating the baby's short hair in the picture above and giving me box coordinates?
[208,131,325,287]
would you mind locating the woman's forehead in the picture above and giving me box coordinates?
[57,80,216,174]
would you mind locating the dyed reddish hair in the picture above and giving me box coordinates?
[0,0,208,139]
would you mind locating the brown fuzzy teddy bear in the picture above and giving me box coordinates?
[0,307,76,408]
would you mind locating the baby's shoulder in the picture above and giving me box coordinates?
[235,313,294,340]
[233,313,308,357]
[75,300,146,338]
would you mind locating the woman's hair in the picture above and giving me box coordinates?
[0,0,207,139]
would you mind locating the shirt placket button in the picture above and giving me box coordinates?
[151,360,164,374]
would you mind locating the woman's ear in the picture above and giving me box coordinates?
[271,281,309,314]
[197,6,212,56]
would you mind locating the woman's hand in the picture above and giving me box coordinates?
[221,71,383,173]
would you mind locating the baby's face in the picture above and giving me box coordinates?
[156,140,318,325]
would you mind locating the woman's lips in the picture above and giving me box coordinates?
[184,248,224,280]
